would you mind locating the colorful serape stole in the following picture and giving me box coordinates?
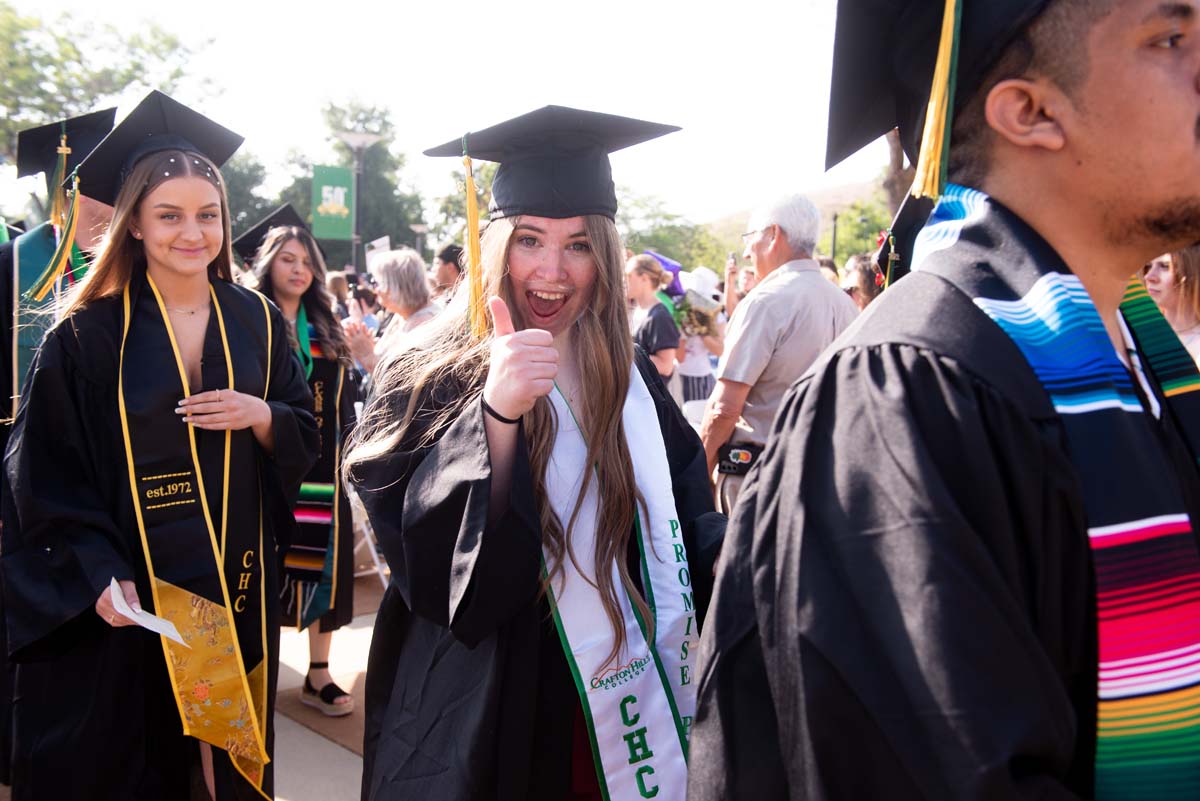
[915,184,1200,799]
[285,481,337,628]
[1121,279,1200,469]
[281,328,343,630]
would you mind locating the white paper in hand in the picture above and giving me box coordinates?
[109,577,189,648]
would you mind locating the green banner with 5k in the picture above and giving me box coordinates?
[311,165,354,241]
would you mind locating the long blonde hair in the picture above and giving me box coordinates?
[345,214,651,666]
[58,149,234,321]
[628,252,674,291]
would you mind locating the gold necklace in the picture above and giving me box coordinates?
[165,305,205,316]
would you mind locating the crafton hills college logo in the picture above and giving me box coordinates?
[590,654,653,692]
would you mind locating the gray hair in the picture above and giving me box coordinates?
[747,194,820,257]
[370,247,431,311]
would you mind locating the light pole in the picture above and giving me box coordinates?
[334,130,384,273]
[831,212,840,264]
[409,223,428,259]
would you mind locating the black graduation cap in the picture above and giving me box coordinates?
[826,0,1051,170]
[424,105,679,219]
[16,108,117,196]
[827,0,1052,285]
[73,90,244,206]
[231,204,309,264]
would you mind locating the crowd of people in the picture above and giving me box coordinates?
[3,0,1200,798]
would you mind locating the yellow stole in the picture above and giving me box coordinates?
[117,274,275,795]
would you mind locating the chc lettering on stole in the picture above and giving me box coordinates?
[234,549,255,613]
[620,695,659,798]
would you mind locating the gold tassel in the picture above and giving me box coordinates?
[912,0,962,199]
[884,232,899,289]
[50,133,71,228]
[463,151,486,339]
[27,175,80,302]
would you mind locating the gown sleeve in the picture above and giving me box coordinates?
[689,342,1094,801]
[352,381,543,650]
[1,328,133,659]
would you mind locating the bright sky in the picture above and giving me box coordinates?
[6,0,888,226]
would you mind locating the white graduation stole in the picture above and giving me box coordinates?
[544,364,698,799]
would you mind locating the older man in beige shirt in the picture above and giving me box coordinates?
[700,194,858,514]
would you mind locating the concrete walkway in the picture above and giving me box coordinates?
[275,609,377,801]
[0,609,377,801]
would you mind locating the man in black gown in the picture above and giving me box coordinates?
[0,108,115,786]
[691,1,1200,798]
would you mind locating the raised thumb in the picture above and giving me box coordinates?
[488,295,515,337]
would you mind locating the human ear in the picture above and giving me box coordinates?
[984,78,1066,152]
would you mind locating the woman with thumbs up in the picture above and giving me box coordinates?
[344,107,725,801]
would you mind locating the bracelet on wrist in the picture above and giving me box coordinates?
[481,396,521,425]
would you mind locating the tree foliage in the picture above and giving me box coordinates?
[0,1,198,163]
[430,161,496,248]
[618,189,727,271]
[273,102,425,270]
[221,153,272,237]
[816,194,892,265]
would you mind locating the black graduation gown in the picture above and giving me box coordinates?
[354,349,724,801]
[0,240,13,786]
[0,280,318,801]
[688,269,1200,800]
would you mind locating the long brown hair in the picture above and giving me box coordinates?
[251,226,351,363]
[345,214,651,667]
[58,149,234,321]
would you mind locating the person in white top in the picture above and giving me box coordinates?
[1144,245,1200,368]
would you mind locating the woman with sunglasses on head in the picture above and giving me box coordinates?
[345,107,725,801]
[1,92,318,801]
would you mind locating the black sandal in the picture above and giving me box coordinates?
[300,661,355,717]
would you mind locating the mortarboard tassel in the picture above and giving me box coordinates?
[462,137,486,339]
[912,0,962,200]
[883,231,899,289]
[49,128,71,228]
[26,174,80,302]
